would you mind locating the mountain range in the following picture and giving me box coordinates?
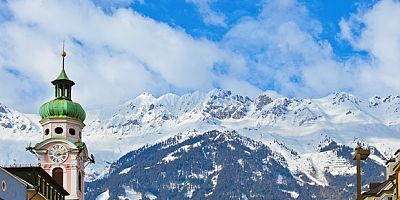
[1,89,400,199]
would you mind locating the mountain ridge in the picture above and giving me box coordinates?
[1,89,399,199]
[87,130,385,199]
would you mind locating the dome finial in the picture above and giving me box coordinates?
[61,40,67,69]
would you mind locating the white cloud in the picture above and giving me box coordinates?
[339,0,400,96]
[222,0,354,98]
[1,0,400,113]
[186,0,226,27]
[220,0,400,99]
[218,77,262,99]
[91,0,135,9]
[0,0,248,112]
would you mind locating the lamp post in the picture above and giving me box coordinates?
[353,146,370,200]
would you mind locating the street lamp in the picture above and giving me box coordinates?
[353,146,370,200]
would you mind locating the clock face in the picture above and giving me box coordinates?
[48,144,68,163]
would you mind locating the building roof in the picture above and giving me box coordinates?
[0,166,27,187]
[51,67,75,86]
[394,149,400,156]
[39,98,86,122]
[385,158,395,165]
[55,66,70,81]
[362,175,395,198]
[3,165,69,196]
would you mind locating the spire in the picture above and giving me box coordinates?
[56,41,70,81]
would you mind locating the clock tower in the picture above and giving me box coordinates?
[32,46,91,200]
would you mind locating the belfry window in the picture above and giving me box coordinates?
[52,168,63,187]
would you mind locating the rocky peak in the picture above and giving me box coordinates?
[329,92,362,105]
[202,89,252,120]
[0,102,9,114]
[369,95,400,107]
[254,94,273,111]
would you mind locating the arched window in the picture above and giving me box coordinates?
[45,129,50,135]
[78,171,82,191]
[52,168,63,187]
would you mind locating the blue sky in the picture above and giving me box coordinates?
[97,0,375,57]
[1,0,400,112]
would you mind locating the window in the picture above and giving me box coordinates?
[52,168,63,187]
[55,127,63,134]
[69,128,76,135]
[45,129,50,135]
[78,171,82,191]
[1,180,6,191]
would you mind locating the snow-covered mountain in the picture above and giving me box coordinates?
[0,102,40,165]
[0,102,39,134]
[86,130,384,199]
[82,90,400,176]
[1,89,400,199]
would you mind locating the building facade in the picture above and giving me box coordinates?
[362,152,400,200]
[0,166,27,200]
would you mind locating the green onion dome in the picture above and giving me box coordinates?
[39,99,86,122]
[39,48,86,122]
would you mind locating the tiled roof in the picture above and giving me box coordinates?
[362,175,395,197]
